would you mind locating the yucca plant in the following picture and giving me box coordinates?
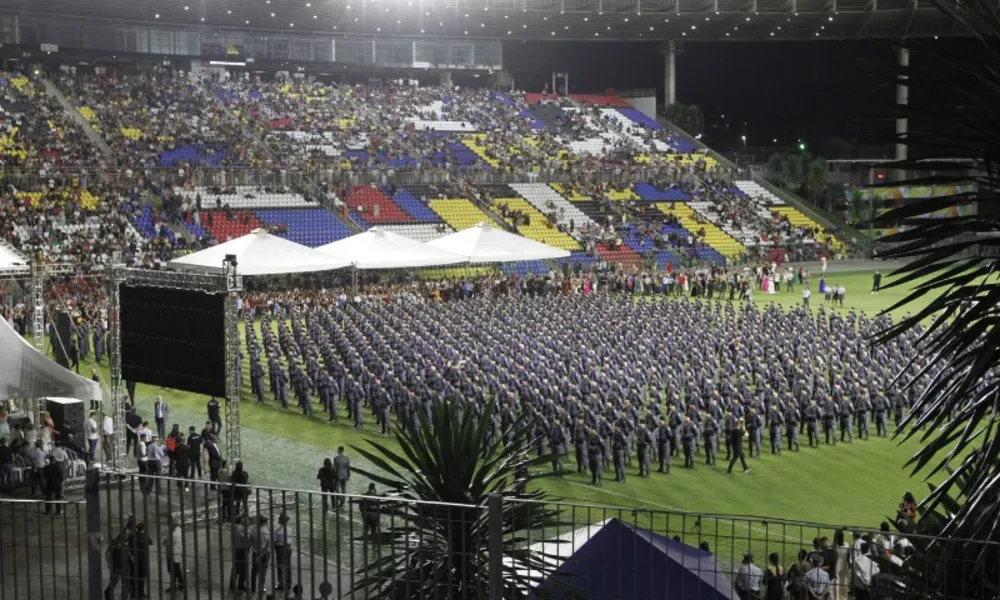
[871,1,1000,597]
[350,397,567,600]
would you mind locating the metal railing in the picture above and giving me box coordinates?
[2,467,998,599]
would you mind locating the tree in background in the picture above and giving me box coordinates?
[351,398,565,599]
[873,0,1000,597]
[659,103,704,137]
[766,151,830,209]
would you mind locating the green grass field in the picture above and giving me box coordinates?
[80,269,942,565]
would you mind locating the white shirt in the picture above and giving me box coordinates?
[806,567,831,598]
[853,553,879,589]
[102,416,114,436]
[85,418,99,440]
[803,289,812,299]
[735,563,763,592]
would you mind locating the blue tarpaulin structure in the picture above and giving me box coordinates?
[529,518,736,600]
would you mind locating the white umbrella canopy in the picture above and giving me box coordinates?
[316,227,466,269]
[168,228,352,275]
[0,243,28,273]
[426,222,570,263]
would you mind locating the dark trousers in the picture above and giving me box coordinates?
[229,548,248,590]
[250,552,270,592]
[126,432,137,456]
[275,545,292,589]
[211,418,222,436]
[167,559,185,587]
[44,483,63,514]
[144,461,161,493]
[188,459,202,479]
[727,450,748,473]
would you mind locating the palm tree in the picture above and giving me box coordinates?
[872,0,1000,596]
[350,398,567,599]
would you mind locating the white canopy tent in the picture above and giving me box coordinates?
[316,227,466,270]
[0,316,102,402]
[0,243,28,274]
[167,229,352,275]
[426,222,570,263]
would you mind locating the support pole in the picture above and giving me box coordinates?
[664,40,677,108]
[224,256,243,463]
[29,261,44,426]
[895,47,909,163]
[107,257,127,471]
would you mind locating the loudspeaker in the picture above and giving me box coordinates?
[46,397,85,442]
[51,311,73,368]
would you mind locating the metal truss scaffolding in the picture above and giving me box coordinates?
[106,259,127,470]
[105,263,241,469]
[224,256,243,463]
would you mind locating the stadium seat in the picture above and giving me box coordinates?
[490,197,582,251]
[346,186,413,224]
[254,208,353,247]
[428,198,498,232]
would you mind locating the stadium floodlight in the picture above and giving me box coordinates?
[798,142,806,151]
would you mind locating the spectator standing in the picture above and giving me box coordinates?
[128,522,152,600]
[229,515,249,592]
[361,483,381,538]
[153,395,169,440]
[105,521,133,600]
[317,458,336,513]
[851,542,879,600]
[231,461,250,518]
[333,446,350,509]
[186,426,203,480]
[173,435,190,491]
[735,552,763,600]
[207,397,222,435]
[145,437,164,493]
[274,512,293,592]
[84,410,99,463]
[833,530,851,600]
[762,552,784,600]
[163,516,185,592]
[101,412,114,463]
[786,549,812,600]
[250,515,272,594]
[205,435,223,481]
[42,455,65,514]
[28,440,47,497]
[806,555,831,600]
[0,409,10,441]
[0,438,13,494]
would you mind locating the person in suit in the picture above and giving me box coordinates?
[231,461,250,518]
[333,447,350,509]
[153,396,169,440]
[726,418,751,475]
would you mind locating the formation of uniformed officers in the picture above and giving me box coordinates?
[242,287,938,483]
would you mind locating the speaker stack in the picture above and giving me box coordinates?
[45,397,86,442]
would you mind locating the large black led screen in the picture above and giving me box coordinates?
[120,285,226,397]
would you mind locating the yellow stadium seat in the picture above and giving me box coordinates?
[419,266,497,280]
[549,183,591,202]
[491,197,581,251]
[120,127,143,140]
[771,206,846,252]
[655,202,744,260]
[429,198,497,232]
[78,107,98,122]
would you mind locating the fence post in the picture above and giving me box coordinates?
[488,493,503,600]
[85,466,103,600]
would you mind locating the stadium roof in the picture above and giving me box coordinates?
[8,0,961,42]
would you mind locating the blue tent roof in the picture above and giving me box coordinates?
[530,517,736,600]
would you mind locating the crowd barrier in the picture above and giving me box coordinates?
[0,468,997,599]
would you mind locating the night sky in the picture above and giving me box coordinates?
[503,39,898,153]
